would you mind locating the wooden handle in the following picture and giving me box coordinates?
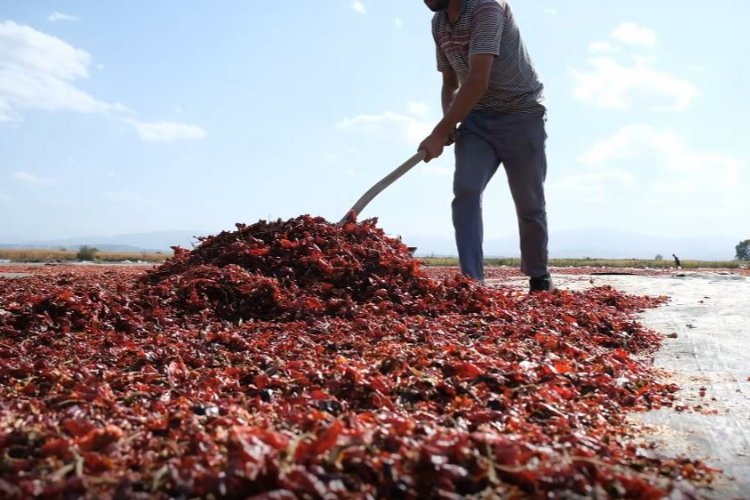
[339,150,426,224]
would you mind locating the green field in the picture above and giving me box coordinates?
[0,248,741,269]
[420,256,742,269]
[0,248,169,264]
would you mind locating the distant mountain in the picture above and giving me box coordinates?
[0,228,739,260]
[0,243,157,254]
[406,229,738,261]
[0,230,210,253]
[549,229,737,261]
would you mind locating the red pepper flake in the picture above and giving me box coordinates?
[0,215,711,497]
[76,425,123,452]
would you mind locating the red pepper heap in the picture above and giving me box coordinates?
[0,215,714,498]
[140,215,494,321]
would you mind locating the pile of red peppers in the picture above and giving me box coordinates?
[0,216,713,498]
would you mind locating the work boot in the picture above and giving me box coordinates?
[529,273,555,294]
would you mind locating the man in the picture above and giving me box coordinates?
[672,254,682,269]
[419,0,553,293]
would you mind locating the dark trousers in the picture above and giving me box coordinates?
[452,109,549,281]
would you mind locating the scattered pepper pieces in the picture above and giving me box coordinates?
[0,216,714,497]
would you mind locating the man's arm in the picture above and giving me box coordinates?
[420,54,494,161]
[441,67,459,115]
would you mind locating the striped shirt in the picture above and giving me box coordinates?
[432,0,545,113]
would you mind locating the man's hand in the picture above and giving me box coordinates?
[420,54,492,161]
[419,125,455,162]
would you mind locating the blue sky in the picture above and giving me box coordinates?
[1,1,748,254]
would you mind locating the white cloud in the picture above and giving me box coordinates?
[395,18,403,28]
[337,112,402,128]
[47,12,80,23]
[612,22,656,48]
[579,125,743,198]
[573,22,697,111]
[418,163,452,177]
[407,101,430,117]
[551,125,748,235]
[129,120,206,142]
[353,1,366,14]
[588,41,616,54]
[337,109,432,145]
[0,21,124,121]
[551,170,637,203]
[0,101,14,122]
[337,106,456,178]
[571,56,699,111]
[580,125,681,165]
[10,171,55,185]
[544,7,558,16]
[101,190,142,203]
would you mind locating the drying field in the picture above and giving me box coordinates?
[0,217,721,498]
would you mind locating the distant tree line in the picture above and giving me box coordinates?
[736,239,750,261]
[76,245,99,261]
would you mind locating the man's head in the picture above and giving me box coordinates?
[424,0,450,12]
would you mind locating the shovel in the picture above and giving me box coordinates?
[339,149,426,224]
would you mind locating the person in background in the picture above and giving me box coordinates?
[419,0,553,293]
[672,254,682,269]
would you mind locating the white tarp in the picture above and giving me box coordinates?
[564,271,750,498]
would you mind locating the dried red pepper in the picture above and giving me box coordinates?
[0,216,715,498]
